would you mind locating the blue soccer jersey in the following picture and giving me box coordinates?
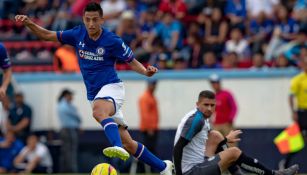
[56,25,135,100]
[0,43,11,69]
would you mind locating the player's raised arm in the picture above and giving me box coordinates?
[15,15,57,42]
[128,59,158,77]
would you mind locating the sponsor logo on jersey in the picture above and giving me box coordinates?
[78,49,103,61]
[79,41,85,48]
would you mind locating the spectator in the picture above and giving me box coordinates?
[200,0,226,16]
[0,131,24,173]
[209,74,238,136]
[225,0,246,29]
[274,54,292,68]
[138,80,159,173]
[185,33,205,69]
[201,51,222,69]
[250,53,269,70]
[155,53,169,70]
[248,12,274,54]
[100,0,127,31]
[140,8,158,41]
[146,12,183,52]
[172,51,187,70]
[116,11,142,50]
[225,28,250,60]
[292,0,307,26]
[14,134,53,174]
[54,45,80,73]
[158,0,187,21]
[57,89,81,173]
[204,8,228,56]
[6,93,32,143]
[222,52,239,69]
[246,0,279,19]
[274,5,299,41]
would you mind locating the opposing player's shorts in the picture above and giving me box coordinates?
[184,155,221,175]
[90,82,128,128]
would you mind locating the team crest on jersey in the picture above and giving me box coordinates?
[79,50,84,58]
[96,47,105,56]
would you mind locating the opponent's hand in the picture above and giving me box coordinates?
[226,130,242,143]
[15,15,32,25]
[145,65,158,77]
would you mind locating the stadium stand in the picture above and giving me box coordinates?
[0,0,306,72]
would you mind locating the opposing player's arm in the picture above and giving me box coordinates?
[128,59,158,77]
[15,15,57,42]
[173,137,189,175]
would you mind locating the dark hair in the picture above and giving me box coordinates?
[84,2,103,17]
[198,90,215,101]
[58,89,73,102]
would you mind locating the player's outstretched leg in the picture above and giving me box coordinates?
[93,100,130,161]
[119,127,174,175]
[218,147,299,175]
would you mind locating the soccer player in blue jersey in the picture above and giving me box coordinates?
[15,2,173,175]
[0,43,12,106]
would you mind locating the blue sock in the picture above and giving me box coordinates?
[100,118,122,147]
[133,142,166,171]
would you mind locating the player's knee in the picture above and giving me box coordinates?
[209,130,224,143]
[228,147,242,161]
[92,107,109,121]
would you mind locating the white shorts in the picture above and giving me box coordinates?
[90,82,128,128]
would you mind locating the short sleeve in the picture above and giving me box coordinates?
[56,26,81,46]
[0,44,11,69]
[180,113,204,141]
[112,38,135,63]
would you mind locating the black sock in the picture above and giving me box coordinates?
[285,152,297,168]
[235,153,274,175]
[216,139,242,174]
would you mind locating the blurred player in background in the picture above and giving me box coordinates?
[138,80,159,173]
[209,74,238,136]
[57,89,82,173]
[280,55,307,168]
[173,90,299,175]
[0,43,12,133]
[15,2,173,174]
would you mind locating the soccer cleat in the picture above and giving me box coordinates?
[274,164,299,175]
[160,160,174,175]
[103,146,130,161]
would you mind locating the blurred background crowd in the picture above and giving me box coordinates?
[0,0,307,72]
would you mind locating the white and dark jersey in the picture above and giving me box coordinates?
[174,108,211,174]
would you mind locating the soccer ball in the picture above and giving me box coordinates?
[91,163,117,175]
